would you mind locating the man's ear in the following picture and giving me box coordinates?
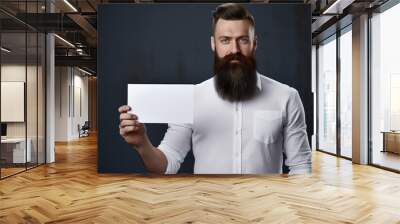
[211,36,215,52]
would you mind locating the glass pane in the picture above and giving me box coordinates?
[38,32,45,165]
[340,29,352,158]
[27,31,38,169]
[318,37,337,154]
[1,31,27,177]
[371,4,400,171]
[26,0,40,170]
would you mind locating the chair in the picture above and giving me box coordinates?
[78,121,90,138]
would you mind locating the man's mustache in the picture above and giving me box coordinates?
[220,53,246,63]
[215,52,248,71]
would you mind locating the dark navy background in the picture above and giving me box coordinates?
[97,3,312,173]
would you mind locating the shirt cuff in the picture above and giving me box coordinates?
[158,143,182,174]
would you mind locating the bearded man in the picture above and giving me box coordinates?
[118,3,311,174]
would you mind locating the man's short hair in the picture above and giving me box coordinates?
[212,3,255,35]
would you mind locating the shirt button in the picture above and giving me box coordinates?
[236,130,239,134]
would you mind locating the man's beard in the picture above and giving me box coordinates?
[213,52,258,102]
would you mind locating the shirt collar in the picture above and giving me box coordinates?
[256,72,262,91]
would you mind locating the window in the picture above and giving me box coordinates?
[317,36,337,154]
[339,28,352,158]
[370,2,400,171]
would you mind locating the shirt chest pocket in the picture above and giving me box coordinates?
[253,110,283,144]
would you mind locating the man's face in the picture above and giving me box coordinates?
[212,18,258,102]
[212,19,256,58]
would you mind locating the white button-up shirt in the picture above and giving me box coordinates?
[158,73,311,174]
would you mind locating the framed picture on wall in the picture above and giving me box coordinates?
[1,81,25,122]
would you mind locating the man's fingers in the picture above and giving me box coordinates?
[120,128,126,136]
[120,126,133,136]
[120,125,142,135]
[120,127,135,136]
[118,105,131,113]
[119,113,138,121]
[119,120,143,130]
[119,120,142,128]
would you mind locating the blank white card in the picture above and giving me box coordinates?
[127,84,194,124]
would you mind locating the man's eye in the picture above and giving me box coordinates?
[221,39,229,44]
[239,38,249,44]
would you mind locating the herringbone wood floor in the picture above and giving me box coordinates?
[1,134,400,223]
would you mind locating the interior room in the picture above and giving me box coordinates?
[0,0,399,223]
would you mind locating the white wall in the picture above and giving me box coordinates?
[55,66,69,141]
[55,66,89,141]
[1,65,26,131]
[1,64,46,164]
[72,72,89,138]
[1,65,27,142]
[1,65,42,138]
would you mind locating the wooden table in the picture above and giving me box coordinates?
[381,131,400,154]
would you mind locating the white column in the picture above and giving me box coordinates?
[46,1,55,163]
[352,14,369,164]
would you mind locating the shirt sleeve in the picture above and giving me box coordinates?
[157,123,193,174]
[283,89,312,175]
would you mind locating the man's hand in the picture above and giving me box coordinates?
[118,105,168,174]
[118,105,148,148]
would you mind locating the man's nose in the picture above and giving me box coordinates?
[230,41,240,54]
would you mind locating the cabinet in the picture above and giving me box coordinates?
[382,132,400,154]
